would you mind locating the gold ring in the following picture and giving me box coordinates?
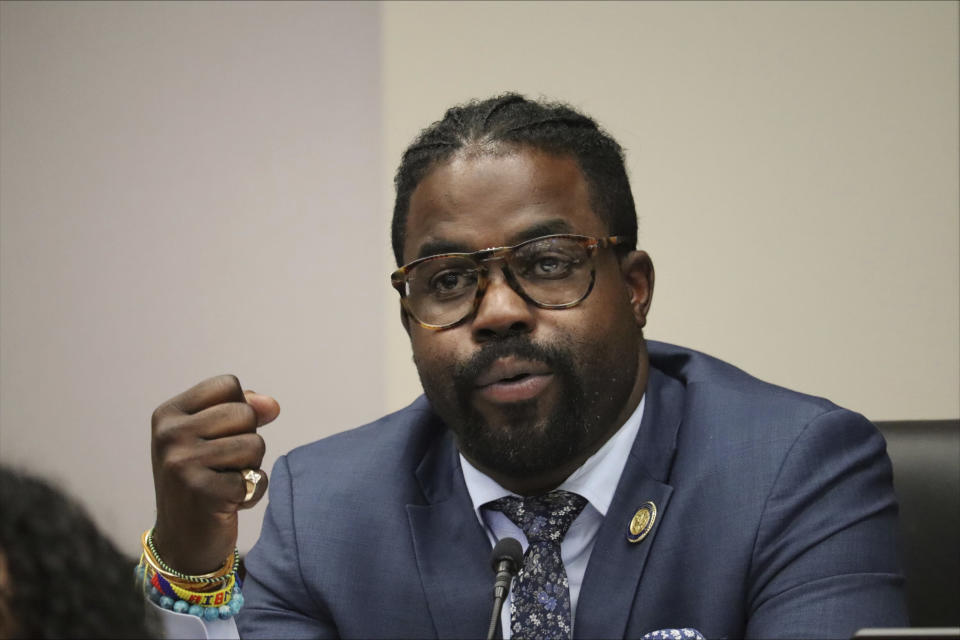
[241,468,262,503]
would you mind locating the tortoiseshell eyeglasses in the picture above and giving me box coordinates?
[391,234,633,330]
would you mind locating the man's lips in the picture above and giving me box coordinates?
[473,357,554,403]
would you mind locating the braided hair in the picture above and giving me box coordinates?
[391,93,638,265]
[0,466,159,638]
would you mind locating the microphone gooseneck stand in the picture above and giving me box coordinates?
[486,537,523,640]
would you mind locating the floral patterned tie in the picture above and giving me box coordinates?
[489,490,588,640]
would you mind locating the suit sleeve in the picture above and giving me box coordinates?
[745,409,909,639]
[235,455,337,639]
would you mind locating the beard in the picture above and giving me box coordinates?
[415,333,638,479]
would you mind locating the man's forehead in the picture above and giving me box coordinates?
[402,148,605,262]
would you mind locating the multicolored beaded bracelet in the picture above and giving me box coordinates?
[152,569,237,606]
[136,562,245,620]
[137,528,245,620]
[144,528,238,585]
[139,543,233,600]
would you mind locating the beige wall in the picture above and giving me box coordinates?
[1,1,957,558]
[382,0,960,420]
[0,1,384,555]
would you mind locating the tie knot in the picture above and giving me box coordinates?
[490,490,587,543]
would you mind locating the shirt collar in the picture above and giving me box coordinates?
[460,394,646,520]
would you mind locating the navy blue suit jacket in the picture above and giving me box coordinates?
[237,342,908,639]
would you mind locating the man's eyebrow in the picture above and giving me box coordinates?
[508,219,575,244]
[415,240,473,260]
[413,219,577,260]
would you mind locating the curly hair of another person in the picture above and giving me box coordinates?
[0,466,159,639]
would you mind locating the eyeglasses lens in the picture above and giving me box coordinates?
[403,236,593,327]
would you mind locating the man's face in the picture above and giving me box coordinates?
[401,147,653,494]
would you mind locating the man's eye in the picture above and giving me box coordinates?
[428,270,476,296]
[525,253,578,278]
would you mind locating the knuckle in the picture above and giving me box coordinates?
[160,449,196,477]
[253,434,267,461]
[232,433,265,464]
[152,421,182,449]
[238,401,257,424]
[184,467,218,498]
[215,374,243,398]
[222,436,246,456]
[151,406,164,429]
[226,402,257,430]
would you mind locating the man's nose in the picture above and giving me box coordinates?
[471,267,535,341]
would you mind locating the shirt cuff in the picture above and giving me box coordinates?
[148,600,240,640]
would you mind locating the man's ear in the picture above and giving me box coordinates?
[620,250,654,328]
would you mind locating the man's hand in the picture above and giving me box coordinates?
[150,375,280,575]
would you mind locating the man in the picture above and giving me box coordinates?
[149,94,908,638]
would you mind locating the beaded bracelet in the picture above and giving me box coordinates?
[138,563,245,620]
[140,541,232,596]
[153,569,236,606]
[136,558,245,620]
[143,529,238,585]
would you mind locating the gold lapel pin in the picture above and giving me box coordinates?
[627,501,657,543]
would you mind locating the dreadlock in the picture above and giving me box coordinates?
[391,93,638,265]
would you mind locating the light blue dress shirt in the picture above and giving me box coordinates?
[460,394,646,639]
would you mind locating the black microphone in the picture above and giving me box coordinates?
[486,537,523,640]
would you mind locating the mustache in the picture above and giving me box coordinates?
[452,335,570,391]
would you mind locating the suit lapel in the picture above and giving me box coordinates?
[574,368,684,639]
[407,426,495,639]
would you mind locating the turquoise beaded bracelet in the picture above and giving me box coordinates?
[136,563,245,620]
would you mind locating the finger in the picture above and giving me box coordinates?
[175,402,258,440]
[176,464,266,512]
[158,433,265,483]
[166,435,265,502]
[243,390,281,426]
[156,375,245,422]
[194,433,267,471]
